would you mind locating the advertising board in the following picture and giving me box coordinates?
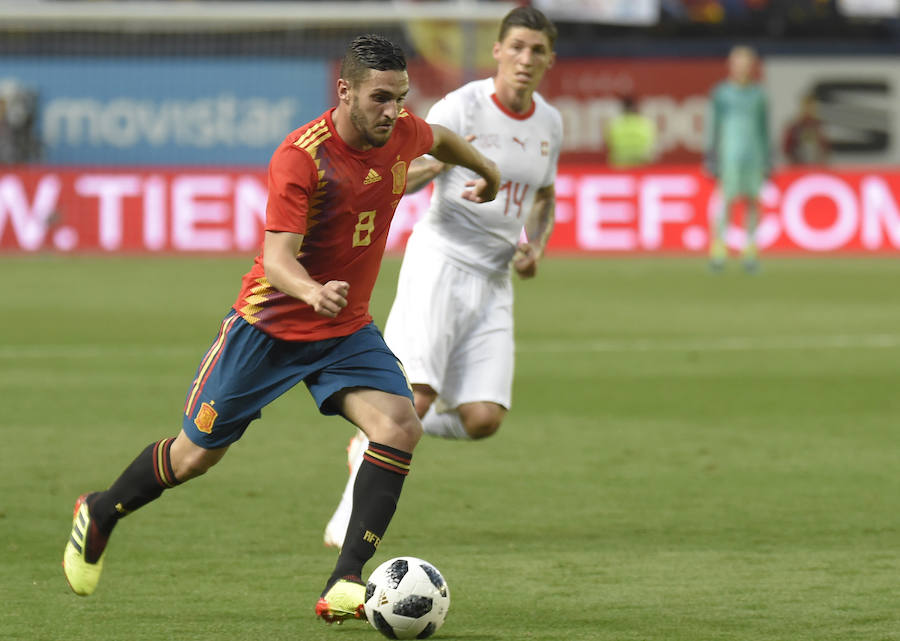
[3,166,898,254]
[0,57,329,165]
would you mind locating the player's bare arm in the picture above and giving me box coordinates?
[514,184,556,279]
[406,135,477,193]
[405,156,447,193]
[262,230,349,318]
[428,124,500,202]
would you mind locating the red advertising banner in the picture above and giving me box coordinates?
[543,166,900,254]
[2,166,899,254]
[0,168,269,253]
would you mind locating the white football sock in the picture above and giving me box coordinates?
[323,432,368,549]
[422,404,471,440]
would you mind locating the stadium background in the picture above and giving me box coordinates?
[2,0,899,255]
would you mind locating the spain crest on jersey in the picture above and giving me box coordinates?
[391,160,407,195]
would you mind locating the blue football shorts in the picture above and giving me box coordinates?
[181,310,414,448]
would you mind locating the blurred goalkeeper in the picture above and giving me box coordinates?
[324,6,562,549]
[62,34,500,624]
[705,45,771,272]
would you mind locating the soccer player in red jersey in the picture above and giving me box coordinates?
[62,34,500,624]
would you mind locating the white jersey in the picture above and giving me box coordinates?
[416,77,563,276]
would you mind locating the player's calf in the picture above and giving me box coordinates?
[169,433,229,480]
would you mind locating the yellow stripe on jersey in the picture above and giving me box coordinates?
[293,119,327,148]
[300,132,331,157]
[293,119,332,158]
[240,277,274,325]
[184,314,238,416]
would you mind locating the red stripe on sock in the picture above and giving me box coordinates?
[160,438,178,487]
[367,445,411,466]
[151,440,165,487]
[363,453,410,476]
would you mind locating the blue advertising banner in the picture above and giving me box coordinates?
[0,57,330,165]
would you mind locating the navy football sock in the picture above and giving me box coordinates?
[326,441,411,590]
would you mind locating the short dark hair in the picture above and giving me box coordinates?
[498,6,557,49]
[340,34,407,87]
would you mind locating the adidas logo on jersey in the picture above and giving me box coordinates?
[363,168,382,185]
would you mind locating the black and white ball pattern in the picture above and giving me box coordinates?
[364,557,450,639]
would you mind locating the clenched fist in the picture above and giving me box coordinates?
[310,280,349,317]
[512,243,538,279]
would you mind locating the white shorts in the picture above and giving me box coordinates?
[384,231,514,410]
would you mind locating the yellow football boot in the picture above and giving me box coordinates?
[315,577,366,624]
[63,494,107,596]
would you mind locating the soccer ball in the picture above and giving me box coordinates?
[364,556,451,639]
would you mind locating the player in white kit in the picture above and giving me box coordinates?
[324,6,562,548]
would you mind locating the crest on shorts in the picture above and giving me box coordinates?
[194,402,218,434]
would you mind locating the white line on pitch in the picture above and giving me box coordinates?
[0,345,197,359]
[519,334,900,353]
[2,334,900,360]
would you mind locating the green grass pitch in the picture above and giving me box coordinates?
[2,254,899,641]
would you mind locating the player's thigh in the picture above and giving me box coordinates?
[181,310,309,449]
[304,322,419,451]
[722,160,763,200]
[741,165,764,200]
[335,388,422,451]
[441,281,514,409]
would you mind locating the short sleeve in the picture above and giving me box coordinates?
[425,94,464,135]
[417,90,465,162]
[541,108,564,188]
[402,109,435,157]
[265,143,319,235]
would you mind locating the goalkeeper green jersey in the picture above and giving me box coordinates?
[706,81,770,169]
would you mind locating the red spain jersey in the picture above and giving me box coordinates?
[233,108,434,341]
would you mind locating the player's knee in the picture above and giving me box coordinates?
[369,410,423,451]
[412,385,437,419]
[413,396,433,420]
[464,418,501,439]
[461,404,505,440]
[395,412,424,448]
